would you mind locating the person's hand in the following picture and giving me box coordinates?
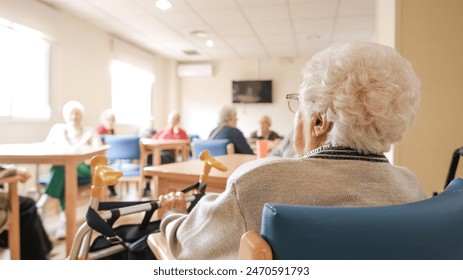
[158,191,187,213]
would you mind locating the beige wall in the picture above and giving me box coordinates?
[395,0,463,195]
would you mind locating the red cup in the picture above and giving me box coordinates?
[256,140,268,158]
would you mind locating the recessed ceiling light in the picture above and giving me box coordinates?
[155,0,172,11]
[206,39,214,47]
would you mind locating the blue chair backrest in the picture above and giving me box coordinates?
[261,178,463,260]
[104,135,141,161]
[38,173,91,186]
[191,139,230,159]
[188,134,200,141]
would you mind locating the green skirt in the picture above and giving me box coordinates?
[44,163,90,210]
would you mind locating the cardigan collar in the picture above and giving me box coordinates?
[304,145,389,163]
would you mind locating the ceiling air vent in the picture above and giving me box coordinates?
[183,49,200,56]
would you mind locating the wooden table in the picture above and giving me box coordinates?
[144,154,256,197]
[0,143,108,255]
[140,138,190,166]
[139,139,191,195]
[0,175,21,259]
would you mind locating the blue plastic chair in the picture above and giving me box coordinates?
[104,135,143,199]
[191,139,234,159]
[239,178,463,260]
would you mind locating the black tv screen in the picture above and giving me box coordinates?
[232,80,272,103]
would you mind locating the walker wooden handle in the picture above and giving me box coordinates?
[199,150,228,183]
[89,155,123,198]
[199,150,228,171]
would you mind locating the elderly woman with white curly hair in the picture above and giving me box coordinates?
[159,42,427,260]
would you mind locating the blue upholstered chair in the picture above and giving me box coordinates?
[38,173,91,187]
[104,135,143,199]
[191,139,234,160]
[239,178,463,260]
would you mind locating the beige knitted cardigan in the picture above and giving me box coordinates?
[161,146,426,259]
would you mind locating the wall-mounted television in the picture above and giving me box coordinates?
[232,80,272,103]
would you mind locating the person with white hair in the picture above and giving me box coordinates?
[208,105,254,154]
[249,115,282,141]
[153,111,188,141]
[96,109,116,135]
[36,100,101,239]
[152,111,189,164]
[158,42,427,259]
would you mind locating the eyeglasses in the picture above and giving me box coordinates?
[285,93,299,113]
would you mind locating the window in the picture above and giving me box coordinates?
[110,60,153,125]
[0,17,50,120]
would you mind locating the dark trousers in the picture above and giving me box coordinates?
[0,196,53,259]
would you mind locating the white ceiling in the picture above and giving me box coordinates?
[37,0,376,62]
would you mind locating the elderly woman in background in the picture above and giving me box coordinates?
[152,111,189,164]
[159,42,427,259]
[208,105,254,154]
[153,111,188,141]
[96,109,116,135]
[249,115,282,141]
[36,100,101,239]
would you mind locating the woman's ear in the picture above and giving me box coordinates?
[313,113,331,137]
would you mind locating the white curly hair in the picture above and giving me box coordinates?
[62,100,85,119]
[299,42,421,154]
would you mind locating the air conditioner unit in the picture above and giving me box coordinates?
[177,63,213,77]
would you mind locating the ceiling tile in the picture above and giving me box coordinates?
[185,0,237,11]
[242,5,290,22]
[197,9,248,25]
[235,0,287,8]
[252,21,293,35]
[338,0,376,16]
[335,16,375,32]
[290,1,339,20]
[211,24,255,38]
[293,18,335,34]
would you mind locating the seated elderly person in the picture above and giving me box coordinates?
[208,105,254,154]
[159,42,427,259]
[249,115,282,141]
